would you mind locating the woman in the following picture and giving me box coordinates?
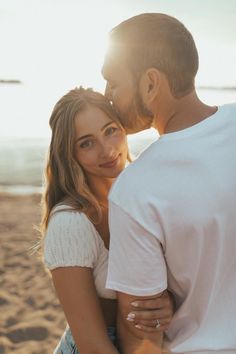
[41,87,173,354]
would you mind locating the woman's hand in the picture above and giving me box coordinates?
[126,290,174,332]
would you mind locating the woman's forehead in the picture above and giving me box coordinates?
[75,107,115,136]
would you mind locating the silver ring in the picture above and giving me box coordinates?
[155,319,161,328]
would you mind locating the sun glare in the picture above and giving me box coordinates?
[1,1,235,138]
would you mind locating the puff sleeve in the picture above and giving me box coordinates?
[44,210,101,270]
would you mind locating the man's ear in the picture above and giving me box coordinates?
[139,68,161,104]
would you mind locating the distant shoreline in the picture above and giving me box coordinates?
[0,79,22,84]
[0,185,43,195]
[197,86,236,91]
[0,80,235,90]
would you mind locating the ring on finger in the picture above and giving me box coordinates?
[155,319,161,328]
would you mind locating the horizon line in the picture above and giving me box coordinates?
[0,80,235,91]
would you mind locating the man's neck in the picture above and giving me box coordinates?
[153,91,218,135]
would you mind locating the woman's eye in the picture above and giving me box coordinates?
[80,139,94,148]
[106,126,118,135]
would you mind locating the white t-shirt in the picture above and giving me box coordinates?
[106,104,236,353]
[44,205,116,299]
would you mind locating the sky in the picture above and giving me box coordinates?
[0,0,236,138]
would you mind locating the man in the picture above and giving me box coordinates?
[102,13,236,354]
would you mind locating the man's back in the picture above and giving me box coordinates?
[107,103,236,353]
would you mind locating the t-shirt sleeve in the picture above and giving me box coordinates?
[106,201,167,296]
[44,210,100,270]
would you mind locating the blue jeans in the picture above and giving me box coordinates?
[54,325,118,353]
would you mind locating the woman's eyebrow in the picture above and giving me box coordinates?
[75,121,114,143]
[101,121,114,131]
[75,134,92,143]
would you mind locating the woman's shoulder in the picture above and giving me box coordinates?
[44,204,102,270]
[48,204,94,232]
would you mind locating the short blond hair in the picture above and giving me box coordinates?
[109,13,199,97]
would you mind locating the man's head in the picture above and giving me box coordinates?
[102,13,199,134]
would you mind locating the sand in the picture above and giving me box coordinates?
[0,193,66,354]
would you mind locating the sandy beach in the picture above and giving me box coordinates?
[0,193,66,354]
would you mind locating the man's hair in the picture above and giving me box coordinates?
[109,13,199,97]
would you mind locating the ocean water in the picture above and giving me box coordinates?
[0,133,157,195]
[0,86,235,194]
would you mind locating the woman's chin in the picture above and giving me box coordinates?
[105,166,125,179]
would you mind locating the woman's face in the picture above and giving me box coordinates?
[74,105,128,180]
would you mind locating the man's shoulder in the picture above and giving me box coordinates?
[110,159,140,196]
[215,102,236,129]
[109,142,158,202]
[224,102,236,109]
[220,102,236,116]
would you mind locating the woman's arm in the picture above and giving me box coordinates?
[51,266,119,354]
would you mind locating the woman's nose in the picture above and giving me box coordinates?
[100,141,116,159]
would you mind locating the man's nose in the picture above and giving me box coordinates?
[104,83,112,101]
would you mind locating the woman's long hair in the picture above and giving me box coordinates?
[40,86,125,235]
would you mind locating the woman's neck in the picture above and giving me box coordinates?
[87,174,114,207]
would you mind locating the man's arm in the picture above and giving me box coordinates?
[117,292,163,354]
[107,201,168,353]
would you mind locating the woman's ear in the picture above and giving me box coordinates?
[139,68,161,104]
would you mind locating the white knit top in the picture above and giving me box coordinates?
[44,205,116,299]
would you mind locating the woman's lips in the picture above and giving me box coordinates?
[99,155,120,168]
